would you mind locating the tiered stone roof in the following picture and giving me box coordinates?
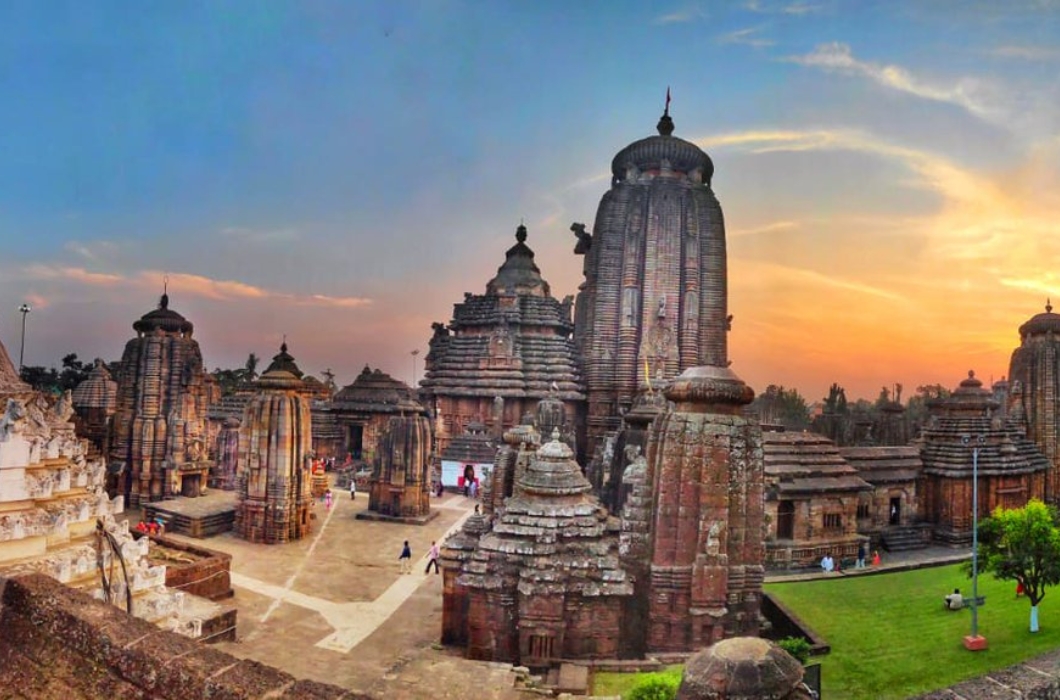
[840,445,922,485]
[423,225,584,401]
[763,430,873,496]
[440,421,496,464]
[71,359,118,412]
[921,371,1049,478]
[333,366,420,412]
[263,341,303,378]
[458,430,631,597]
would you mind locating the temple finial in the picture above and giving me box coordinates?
[657,87,674,136]
[281,334,287,353]
[1048,298,1053,314]
[516,223,527,243]
[160,275,170,309]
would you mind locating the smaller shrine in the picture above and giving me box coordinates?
[360,396,434,523]
[442,429,631,667]
[234,344,313,544]
[762,429,872,569]
[331,365,420,464]
[920,371,1049,545]
[70,358,118,458]
[841,444,928,551]
[438,420,495,492]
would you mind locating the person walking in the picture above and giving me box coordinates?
[399,540,412,574]
[856,543,866,569]
[425,540,441,574]
[349,478,357,500]
[324,488,333,510]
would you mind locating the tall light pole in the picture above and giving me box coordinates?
[17,304,31,373]
[962,432,988,651]
[411,349,420,387]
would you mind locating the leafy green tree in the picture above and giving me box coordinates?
[750,384,811,431]
[242,352,260,383]
[19,365,60,394]
[976,499,1060,632]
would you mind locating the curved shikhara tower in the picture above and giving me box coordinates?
[574,108,729,447]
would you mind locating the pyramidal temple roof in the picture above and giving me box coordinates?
[0,335,29,396]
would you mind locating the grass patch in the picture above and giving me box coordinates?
[766,564,1060,699]
[592,665,683,698]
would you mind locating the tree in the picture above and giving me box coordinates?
[750,384,811,431]
[976,499,1060,632]
[242,353,260,383]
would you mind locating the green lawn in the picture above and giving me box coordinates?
[766,564,1060,699]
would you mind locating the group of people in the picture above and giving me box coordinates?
[398,539,441,575]
[134,518,166,536]
[820,545,882,573]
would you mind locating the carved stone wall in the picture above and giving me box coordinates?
[235,361,312,544]
[109,294,212,506]
[367,401,432,518]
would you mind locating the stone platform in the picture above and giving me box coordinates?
[354,507,440,526]
[145,491,237,538]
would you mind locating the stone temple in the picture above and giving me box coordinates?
[110,292,212,505]
[442,108,765,664]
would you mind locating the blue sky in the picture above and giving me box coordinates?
[1,1,1058,400]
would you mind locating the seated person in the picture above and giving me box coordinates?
[821,554,834,572]
[944,588,964,610]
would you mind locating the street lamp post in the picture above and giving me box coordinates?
[963,433,988,651]
[17,304,31,373]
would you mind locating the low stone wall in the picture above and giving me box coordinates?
[145,534,234,601]
[761,592,831,655]
[0,573,368,699]
[915,648,1060,699]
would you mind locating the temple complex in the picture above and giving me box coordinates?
[573,107,731,460]
[761,429,872,569]
[234,344,313,544]
[442,429,631,666]
[70,358,118,458]
[110,292,213,505]
[363,395,433,521]
[421,224,584,459]
[1008,302,1060,502]
[920,371,1049,545]
[331,365,420,463]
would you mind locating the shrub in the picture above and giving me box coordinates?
[626,668,682,700]
[776,635,812,664]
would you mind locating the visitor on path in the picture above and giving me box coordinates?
[872,550,881,566]
[324,488,333,510]
[945,588,964,610]
[470,479,478,500]
[425,540,441,574]
[856,543,866,569]
[399,540,412,574]
[821,554,834,573]
[349,478,357,500]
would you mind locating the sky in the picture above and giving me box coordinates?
[0,1,1058,402]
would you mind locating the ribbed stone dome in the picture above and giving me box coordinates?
[1019,301,1060,338]
[485,224,550,297]
[132,293,193,335]
[611,112,714,184]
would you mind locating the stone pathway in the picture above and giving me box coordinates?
[230,499,474,653]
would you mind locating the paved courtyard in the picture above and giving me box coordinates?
[146,486,522,700]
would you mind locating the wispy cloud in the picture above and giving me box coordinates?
[730,220,799,237]
[652,4,707,24]
[744,0,822,14]
[219,226,301,244]
[787,42,998,123]
[63,240,117,262]
[991,45,1060,61]
[718,26,774,48]
[21,266,373,309]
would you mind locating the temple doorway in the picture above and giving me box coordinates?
[349,425,364,459]
[889,496,901,525]
[776,501,795,540]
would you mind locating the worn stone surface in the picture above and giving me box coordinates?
[1009,302,1060,504]
[676,637,809,700]
[235,344,313,544]
[421,224,585,461]
[110,292,213,506]
[0,573,365,699]
[367,397,432,519]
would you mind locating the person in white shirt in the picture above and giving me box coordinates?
[945,588,964,610]
[821,554,835,573]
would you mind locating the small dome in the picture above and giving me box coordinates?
[1019,300,1060,338]
[611,112,714,185]
[677,637,805,700]
[133,293,193,335]
[485,224,550,297]
[71,359,118,411]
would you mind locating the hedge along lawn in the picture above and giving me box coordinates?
[765,564,1060,699]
